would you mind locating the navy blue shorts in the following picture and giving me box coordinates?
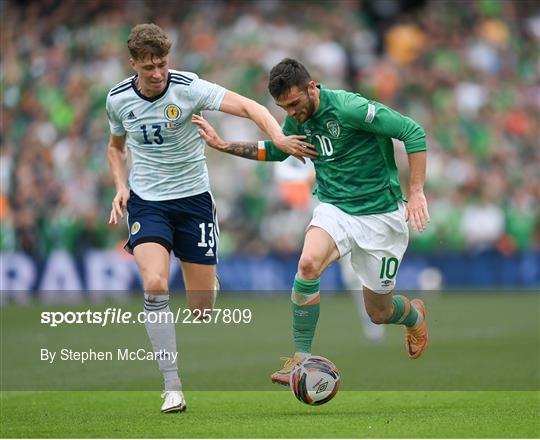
[125,191,219,265]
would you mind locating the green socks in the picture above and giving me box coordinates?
[386,295,419,327]
[291,274,320,354]
[290,278,418,353]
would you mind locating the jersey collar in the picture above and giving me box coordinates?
[131,73,171,102]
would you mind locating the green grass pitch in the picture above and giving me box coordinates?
[1,292,539,437]
[1,391,538,438]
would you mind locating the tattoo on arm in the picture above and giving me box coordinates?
[221,142,259,160]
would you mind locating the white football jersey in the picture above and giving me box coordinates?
[106,69,226,200]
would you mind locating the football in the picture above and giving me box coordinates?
[289,356,340,405]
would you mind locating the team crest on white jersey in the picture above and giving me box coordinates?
[131,222,141,235]
[326,120,340,137]
[164,104,182,121]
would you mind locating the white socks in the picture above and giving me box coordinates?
[144,293,181,392]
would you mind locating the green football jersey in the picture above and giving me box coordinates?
[263,85,426,215]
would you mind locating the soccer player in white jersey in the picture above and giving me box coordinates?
[106,24,315,413]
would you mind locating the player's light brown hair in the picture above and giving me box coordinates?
[268,58,312,99]
[127,23,171,61]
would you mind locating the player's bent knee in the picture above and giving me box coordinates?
[187,293,214,318]
[188,299,214,312]
[143,274,168,293]
[298,255,323,279]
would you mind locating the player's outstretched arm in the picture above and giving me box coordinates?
[193,114,262,160]
[107,134,130,224]
[193,114,292,161]
[218,91,317,161]
[405,151,430,232]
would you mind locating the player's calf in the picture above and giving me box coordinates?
[366,308,393,325]
[385,295,429,359]
[272,275,320,386]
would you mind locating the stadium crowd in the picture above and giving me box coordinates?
[1,0,538,259]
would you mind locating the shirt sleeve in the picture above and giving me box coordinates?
[105,95,125,136]
[341,93,427,153]
[190,78,227,112]
[260,140,290,161]
[258,116,299,161]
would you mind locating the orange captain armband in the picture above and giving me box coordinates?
[257,141,266,161]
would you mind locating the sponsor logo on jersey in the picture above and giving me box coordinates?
[326,120,340,137]
[164,104,182,121]
[127,111,136,120]
[165,122,181,130]
[130,222,141,235]
[304,128,312,136]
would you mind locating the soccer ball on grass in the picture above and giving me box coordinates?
[289,356,340,405]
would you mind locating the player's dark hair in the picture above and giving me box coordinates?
[268,58,312,99]
[127,23,171,61]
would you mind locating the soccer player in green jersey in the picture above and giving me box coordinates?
[193,58,430,385]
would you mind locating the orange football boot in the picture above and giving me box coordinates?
[406,299,428,359]
[271,354,305,386]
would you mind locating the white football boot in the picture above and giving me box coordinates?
[160,391,187,413]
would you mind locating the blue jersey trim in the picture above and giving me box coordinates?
[110,83,133,96]
[110,76,135,93]
[170,73,193,84]
[170,79,191,86]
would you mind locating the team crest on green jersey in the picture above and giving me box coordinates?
[326,120,340,137]
[164,104,181,121]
